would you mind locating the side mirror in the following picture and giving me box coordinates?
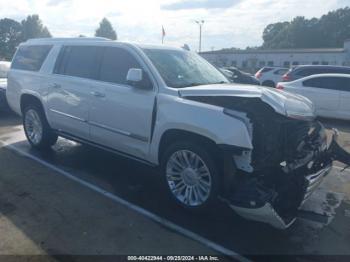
[126,68,143,83]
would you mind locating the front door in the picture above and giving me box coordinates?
[89,46,156,160]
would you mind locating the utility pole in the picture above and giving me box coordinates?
[195,20,204,53]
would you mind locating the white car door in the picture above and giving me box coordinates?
[47,45,99,139]
[89,46,156,160]
[294,76,340,118]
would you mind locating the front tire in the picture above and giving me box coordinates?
[160,141,220,210]
[23,104,58,149]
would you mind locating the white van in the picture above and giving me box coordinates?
[6,38,350,229]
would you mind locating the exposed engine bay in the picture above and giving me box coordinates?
[186,95,350,228]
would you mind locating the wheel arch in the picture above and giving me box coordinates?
[158,129,222,164]
[20,93,45,114]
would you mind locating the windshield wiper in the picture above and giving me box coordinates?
[188,83,204,87]
[212,81,227,84]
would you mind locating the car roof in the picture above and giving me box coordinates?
[293,65,350,70]
[21,37,183,51]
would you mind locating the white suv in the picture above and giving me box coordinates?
[7,38,350,229]
[255,67,289,87]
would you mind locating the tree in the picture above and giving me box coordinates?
[0,18,22,60]
[95,18,117,40]
[21,15,51,41]
[261,7,350,49]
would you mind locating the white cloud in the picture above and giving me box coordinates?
[0,0,347,51]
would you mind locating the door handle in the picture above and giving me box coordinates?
[51,83,61,89]
[90,91,106,98]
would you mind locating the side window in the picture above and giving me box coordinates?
[12,45,52,71]
[55,46,99,80]
[303,77,342,90]
[274,69,288,75]
[303,77,323,88]
[99,47,152,88]
[338,77,350,92]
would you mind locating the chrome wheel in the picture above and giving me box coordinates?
[24,109,43,145]
[166,150,212,207]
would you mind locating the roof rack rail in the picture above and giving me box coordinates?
[26,37,111,43]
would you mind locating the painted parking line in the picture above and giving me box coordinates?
[0,139,250,262]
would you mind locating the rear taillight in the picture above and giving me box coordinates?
[282,74,291,81]
[276,84,284,90]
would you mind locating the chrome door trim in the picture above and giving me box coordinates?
[56,130,155,167]
[89,121,148,142]
[49,109,87,123]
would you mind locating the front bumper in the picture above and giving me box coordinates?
[229,164,332,229]
[228,130,350,229]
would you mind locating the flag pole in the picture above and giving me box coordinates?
[162,26,165,44]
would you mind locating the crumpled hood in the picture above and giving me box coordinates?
[178,84,315,118]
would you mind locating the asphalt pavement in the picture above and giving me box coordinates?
[0,112,350,260]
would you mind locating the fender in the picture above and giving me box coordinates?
[148,94,253,165]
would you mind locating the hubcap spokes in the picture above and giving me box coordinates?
[166,150,212,206]
[25,110,43,145]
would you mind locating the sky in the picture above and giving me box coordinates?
[0,0,348,51]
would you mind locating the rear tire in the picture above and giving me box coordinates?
[262,80,275,88]
[160,141,221,211]
[23,104,58,149]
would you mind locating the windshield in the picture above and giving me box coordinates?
[143,48,229,88]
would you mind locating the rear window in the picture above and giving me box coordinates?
[260,67,273,73]
[12,45,52,72]
[274,69,288,75]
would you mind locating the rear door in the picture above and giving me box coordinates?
[47,45,99,139]
[301,77,340,117]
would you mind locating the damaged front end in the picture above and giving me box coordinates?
[223,100,350,229]
[186,94,350,229]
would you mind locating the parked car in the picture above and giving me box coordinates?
[7,38,350,229]
[255,67,288,87]
[282,65,350,82]
[221,67,260,85]
[277,74,350,120]
[0,61,10,111]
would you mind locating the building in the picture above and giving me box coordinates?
[201,40,350,73]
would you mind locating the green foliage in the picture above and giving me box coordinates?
[21,15,51,41]
[262,7,350,49]
[95,18,117,40]
[0,15,51,60]
[0,18,22,60]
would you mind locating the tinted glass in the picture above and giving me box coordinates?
[56,46,99,79]
[99,47,141,85]
[337,77,350,91]
[12,45,52,71]
[260,67,273,73]
[303,77,343,90]
[274,69,288,75]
